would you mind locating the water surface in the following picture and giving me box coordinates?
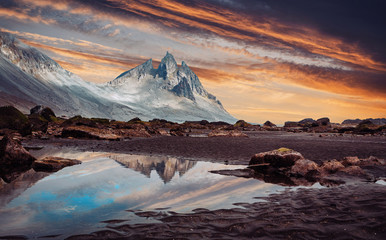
[0,152,305,238]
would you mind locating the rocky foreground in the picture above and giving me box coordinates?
[1,105,386,239]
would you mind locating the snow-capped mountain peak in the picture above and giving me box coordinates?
[109,52,213,103]
[110,58,155,86]
[157,51,178,80]
[0,32,236,123]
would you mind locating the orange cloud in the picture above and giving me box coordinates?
[0,8,56,25]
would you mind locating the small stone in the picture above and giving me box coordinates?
[208,130,248,138]
[320,160,345,174]
[342,156,360,166]
[290,159,319,177]
[0,135,36,182]
[249,148,304,168]
[340,166,366,176]
[32,157,81,172]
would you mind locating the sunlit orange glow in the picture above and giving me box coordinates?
[1,0,385,123]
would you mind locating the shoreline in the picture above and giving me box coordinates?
[25,131,386,165]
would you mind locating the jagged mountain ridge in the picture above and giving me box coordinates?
[107,52,222,104]
[0,32,236,123]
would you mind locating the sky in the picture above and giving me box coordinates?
[0,0,385,124]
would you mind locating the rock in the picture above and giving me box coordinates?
[319,160,345,175]
[341,156,385,166]
[157,129,169,136]
[263,121,276,128]
[28,114,49,133]
[316,117,330,126]
[298,118,318,127]
[30,105,56,122]
[284,121,298,128]
[127,117,143,124]
[359,156,385,166]
[290,159,319,177]
[234,120,253,129]
[61,126,121,140]
[0,106,32,136]
[208,129,248,137]
[170,127,186,136]
[340,166,366,176]
[61,115,98,128]
[32,157,81,172]
[0,135,36,182]
[341,156,360,166]
[249,148,304,168]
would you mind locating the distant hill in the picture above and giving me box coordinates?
[342,118,386,125]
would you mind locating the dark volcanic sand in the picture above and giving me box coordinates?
[67,183,386,240]
[26,131,386,165]
[21,132,386,239]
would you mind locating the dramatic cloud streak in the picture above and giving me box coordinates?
[0,0,385,123]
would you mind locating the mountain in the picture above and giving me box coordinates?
[111,154,196,183]
[0,32,236,123]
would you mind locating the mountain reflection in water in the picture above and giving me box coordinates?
[0,152,286,238]
[112,155,196,183]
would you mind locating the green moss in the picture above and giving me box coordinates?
[0,106,29,128]
[90,118,110,125]
[0,106,31,135]
[276,147,292,153]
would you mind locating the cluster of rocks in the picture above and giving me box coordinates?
[284,117,332,132]
[335,119,386,135]
[247,148,385,186]
[1,105,386,142]
[0,134,80,185]
[1,106,259,140]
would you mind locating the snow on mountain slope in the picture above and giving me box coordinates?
[0,32,236,123]
[0,32,139,119]
[106,52,236,122]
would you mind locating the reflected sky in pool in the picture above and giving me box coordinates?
[0,153,287,238]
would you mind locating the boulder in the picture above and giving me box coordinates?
[170,127,186,136]
[263,121,276,128]
[32,157,81,172]
[0,106,31,136]
[249,148,304,168]
[341,156,385,166]
[61,126,121,140]
[340,166,366,176]
[0,135,36,182]
[316,117,330,126]
[234,120,253,129]
[290,159,319,177]
[319,160,345,175]
[61,115,98,128]
[341,156,360,166]
[208,129,248,138]
[284,121,298,128]
[30,105,56,122]
[358,156,385,166]
[298,118,318,127]
[127,117,143,124]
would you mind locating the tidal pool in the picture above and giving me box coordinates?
[0,152,300,238]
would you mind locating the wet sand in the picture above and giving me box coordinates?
[67,183,386,240]
[22,132,386,239]
[26,131,386,165]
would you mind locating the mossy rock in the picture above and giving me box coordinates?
[0,106,31,136]
[62,115,97,127]
[90,118,110,125]
[127,117,144,124]
[276,147,292,153]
